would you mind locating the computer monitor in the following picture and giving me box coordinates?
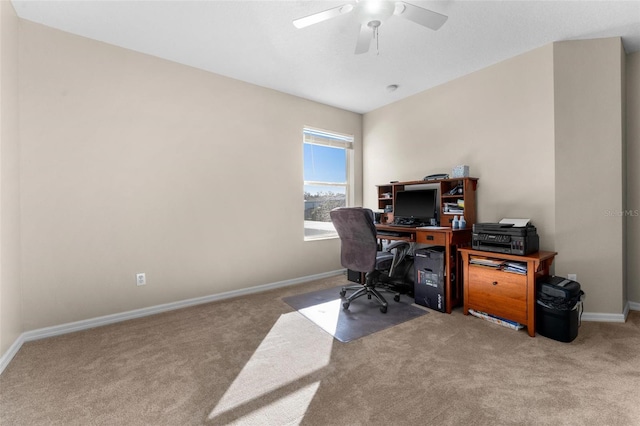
[394,189,438,224]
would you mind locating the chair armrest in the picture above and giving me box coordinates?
[386,241,410,253]
[384,241,412,277]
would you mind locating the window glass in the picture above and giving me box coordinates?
[303,128,353,240]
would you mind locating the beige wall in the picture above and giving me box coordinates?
[18,21,362,330]
[553,38,626,314]
[363,45,556,249]
[628,52,640,303]
[0,0,22,355]
[3,14,637,348]
[364,38,631,315]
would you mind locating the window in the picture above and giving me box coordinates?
[303,127,354,240]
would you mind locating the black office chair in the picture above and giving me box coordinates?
[330,207,410,313]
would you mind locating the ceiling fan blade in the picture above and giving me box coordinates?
[355,24,372,54]
[293,4,353,29]
[394,1,448,30]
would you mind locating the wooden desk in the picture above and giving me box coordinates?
[376,225,472,313]
[459,248,557,337]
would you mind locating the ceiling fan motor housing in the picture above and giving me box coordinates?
[355,0,396,25]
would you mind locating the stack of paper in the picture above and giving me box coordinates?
[503,261,527,275]
[469,256,505,268]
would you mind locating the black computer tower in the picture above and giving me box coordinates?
[347,269,364,284]
[414,247,445,312]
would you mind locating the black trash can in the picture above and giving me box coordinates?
[536,276,585,342]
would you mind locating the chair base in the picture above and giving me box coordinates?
[340,272,400,313]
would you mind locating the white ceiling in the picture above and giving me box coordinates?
[11,0,640,113]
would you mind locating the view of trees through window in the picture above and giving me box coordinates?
[304,190,346,222]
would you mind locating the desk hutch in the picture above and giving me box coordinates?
[376,177,478,227]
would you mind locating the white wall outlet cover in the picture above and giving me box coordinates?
[136,273,146,286]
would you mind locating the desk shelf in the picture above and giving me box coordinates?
[439,178,478,227]
[375,177,478,227]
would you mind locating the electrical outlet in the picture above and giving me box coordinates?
[568,273,577,281]
[136,273,146,286]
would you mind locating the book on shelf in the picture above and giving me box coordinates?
[503,261,527,274]
[470,257,527,273]
[469,256,505,268]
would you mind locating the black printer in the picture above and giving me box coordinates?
[472,222,539,255]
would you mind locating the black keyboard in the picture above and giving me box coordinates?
[377,230,402,237]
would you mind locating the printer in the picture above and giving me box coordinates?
[472,220,539,255]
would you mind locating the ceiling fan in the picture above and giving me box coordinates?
[293,0,448,55]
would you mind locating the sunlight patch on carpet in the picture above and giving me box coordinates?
[298,298,342,336]
[208,312,333,423]
[224,381,321,426]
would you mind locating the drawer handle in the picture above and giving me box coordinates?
[427,236,434,241]
[492,281,498,286]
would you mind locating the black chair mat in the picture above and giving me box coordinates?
[282,284,428,342]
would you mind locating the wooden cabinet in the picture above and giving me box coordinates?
[376,178,478,227]
[459,248,558,337]
[467,267,528,324]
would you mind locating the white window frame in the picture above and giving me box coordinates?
[303,127,354,241]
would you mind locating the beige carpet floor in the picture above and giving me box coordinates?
[1,274,639,425]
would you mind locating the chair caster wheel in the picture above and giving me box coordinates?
[367,294,372,299]
[340,290,346,297]
[394,295,400,302]
[343,302,350,310]
[380,305,388,313]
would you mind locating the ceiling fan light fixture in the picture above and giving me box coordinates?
[293,1,448,54]
[356,0,395,24]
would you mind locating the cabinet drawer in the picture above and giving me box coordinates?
[415,231,446,246]
[467,266,527,323]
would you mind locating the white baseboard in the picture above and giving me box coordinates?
[0,334,25,375]
[579,300,640,323]
[581,312,628,322]
[2,274,638,375]
[0,269,344,375]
